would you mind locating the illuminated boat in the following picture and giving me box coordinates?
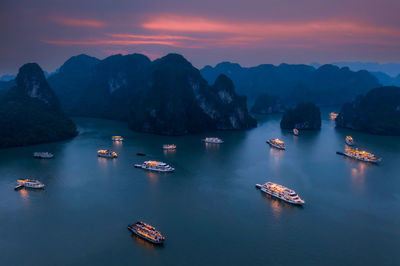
[266,138,285,150]
[345,136,354,146]
[293,128,299,136]
[97,149,118,158]
[128,221,165,244]
[330,112,338,120]
[16,179,45,189]
[163,144,176,150]
[202,137,224,144]
[33,152,54,159]
[256,182,304,205]
[337,147,381,164]
[111,136,124,141]
[134,161,174,172]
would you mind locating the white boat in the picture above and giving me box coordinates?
[338,147,381,164]
[134,161,175,172]
[97,149,118,158]
[111,136,124,141]
[202,137,224,144]
[163,144,176,150]
[33,152,54,159]
[266,138,285,150]
[16,179,45,189]
[256,182,304,205]
[293,128,299,136]
[128,221,165,244]
[345,136,354,146]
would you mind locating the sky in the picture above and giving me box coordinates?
[1,0,400,75]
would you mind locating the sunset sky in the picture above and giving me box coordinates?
[1,0,400,74]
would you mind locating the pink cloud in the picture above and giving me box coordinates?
[52,17,106,27]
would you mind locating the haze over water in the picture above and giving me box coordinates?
[1,111,399,266]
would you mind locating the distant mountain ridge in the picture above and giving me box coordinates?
[329,62,400,77]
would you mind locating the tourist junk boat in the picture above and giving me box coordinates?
[202,137,224,144]
[97,149,118,158]
[345,136,355,146]
[163,144,176,150]
[266,138,285,150]
[330,112,339,120]
[337,147,381,164]
[15,179,45,190]
[134,161,175,172]
[293,128,299,136]
[111,136,124,141]
[33,152,54,159]
[127,221,165,244]
[255,182,305,205]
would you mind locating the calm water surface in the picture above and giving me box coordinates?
[1,112,399,266]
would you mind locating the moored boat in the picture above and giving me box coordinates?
[337,147,381,164]
[33,152,54,159]
[293,128,299,136]
[136,152,146,156]
[345,136,354,146]
[97,149,118,158]
[15,179,45,190]
[134,161,175,172]
[266,138,285,150]
[330,112,338,120]
[127,221,165,244]
[111,136,124,141]
[202,137,224,144]
[163,144,176,150]
[256,182,304,205]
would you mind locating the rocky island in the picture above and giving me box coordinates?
[280,102,321,130]
[251,93,284,114]
[0,63,77,148]
[336,86,400,135]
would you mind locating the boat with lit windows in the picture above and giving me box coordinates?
[97,149,118,158]
[111,136,124,141]
[345,136,354,146]
[256,182,304,205]
[337,147,381,164]
[266,138,285,150]
[330,112,338,120]
[293,128,299,136]
[15,179,45,190]
[127,221,165,244]
[33,152,54,159]
[134,161,175,172]
[163,144,176,150]
[202,137,224,144]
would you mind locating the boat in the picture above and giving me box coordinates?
[337,147,381,164]
[134,161,175,172]
[330,112,339,120]
[15,179,45,190]
[127,221,165,244]
[97,149,118,158]
[256,182,305,205]
[266,138,285,150]
[202,137,224,144]
[345,136,354,146]
[136,152,146,156]
[293,128,299,136]
[111,136,124,141]
[163,144,176,150]
[33,152,54,159]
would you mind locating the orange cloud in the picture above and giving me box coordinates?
[43,39,178,46]
[53,17,106,27]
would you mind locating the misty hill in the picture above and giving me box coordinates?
[201,62,380,106]
[0,63,77,148]
[280,102,321,130]
[331,62,400,77]
[371,72,400,87]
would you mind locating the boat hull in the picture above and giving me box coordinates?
[134,164,174,172]
[127,225,164,245]
[266,141,285,150]
[257,185,304,205]
[336,151,380,164]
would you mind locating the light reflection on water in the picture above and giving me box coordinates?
[269,147,284,164]
[19,188,29,202]
[205,142,220,152]
[131,234,157,251]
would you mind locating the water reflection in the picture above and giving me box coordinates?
[205,142,220,152]
[350,162,369,190]
[112,141,122,148]
[145,171,159,183]
[97,157,108,169]
[269,147,284,164]
[260,192,299,220]
[163,149,176,157]
[131,234,157,251]
[19,188,29,201]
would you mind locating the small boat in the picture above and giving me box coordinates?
[330,112,339,120]
[127,221,165,244]
[134,161,175,172]
[337,147,381,164]
[256,182,304,205]
[345,136,354,146]
[293,128,299,136]
[163,144,176,150]
[111,136,124,141]
[33,152,54,159]
[97,149,118,158]
[266,138,285,150]
[202,137,224,144]
[136,152,146,156]
[15,179,45,190]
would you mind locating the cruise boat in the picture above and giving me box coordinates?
[345,136,354,146]
[127,221,165,244]
[337,147,381,164]
[97,149,118,158]
[202,137,224,144]
[33,152,54,159]
[330,112,339,120]
[293,128,299,136]
[256,182,305,205]
[134,161,175,172]
[163,144,176,150]
[111,136,124,141]
[266,138,285,150]
[15,179,45,190]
